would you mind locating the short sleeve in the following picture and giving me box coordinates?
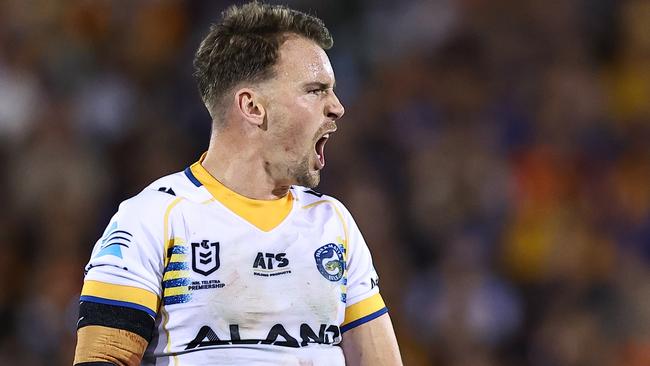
[339,204,388,333]
[80,192,175,317]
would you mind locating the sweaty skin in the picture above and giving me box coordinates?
[74,32,402,366]
[202,34,344,200]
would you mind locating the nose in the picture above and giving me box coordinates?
[326,92,345,120]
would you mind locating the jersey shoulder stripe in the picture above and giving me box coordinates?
[80,280,159,317]
[341,292,386,332]
[341,307,388,333]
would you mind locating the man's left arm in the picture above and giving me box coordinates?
[335,201,403,365]
[341,312,403,366]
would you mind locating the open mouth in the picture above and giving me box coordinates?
[314,133,330,169]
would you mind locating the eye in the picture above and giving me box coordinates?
[308,88,330,96]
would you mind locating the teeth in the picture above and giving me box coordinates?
[323,133,330,139]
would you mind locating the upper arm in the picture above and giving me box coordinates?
[338,201,385,331]
[75,276,156,365]
[334,201,402,364]
[74,193,177,365]
[341,312,403,366]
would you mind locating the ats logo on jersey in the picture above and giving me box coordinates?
[252,252,291,277]
[314,243,345,282]
[191,240,220,276]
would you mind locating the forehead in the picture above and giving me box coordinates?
[273,36,335,84]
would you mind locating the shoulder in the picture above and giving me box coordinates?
[116,169,208,222]
[143,169,210,203]
[293,186,343,208]
[292,186,354,221]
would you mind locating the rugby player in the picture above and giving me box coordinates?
[73,2,403,365]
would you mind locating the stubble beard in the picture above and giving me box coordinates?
[290,154,320,188]
[293,122,335,188]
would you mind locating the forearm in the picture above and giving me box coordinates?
[74,301,153,366]
[74,326,147,366]
[341,313,403,366]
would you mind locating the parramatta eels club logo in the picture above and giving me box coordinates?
[191,240,220,276]
[314,243,345,282]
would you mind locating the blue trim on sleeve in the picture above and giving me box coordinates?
[79,295,157,318]
[163,294,192,305]
[184,167,202,187]
[163,278,192,288]
[170,245,189,255]
[341,307,388,333]
[166,261,189,271]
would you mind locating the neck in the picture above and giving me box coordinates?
[202,133,290,200]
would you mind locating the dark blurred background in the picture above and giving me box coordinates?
[1,0,649,365]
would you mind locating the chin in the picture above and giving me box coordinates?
[295,169,320,188]
[299,173,320,188]
[287,156,321,188]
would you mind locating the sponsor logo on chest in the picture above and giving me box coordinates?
[252,252,291,277]
[185,323,341,349]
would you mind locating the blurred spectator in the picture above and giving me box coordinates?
[1,0,648,365]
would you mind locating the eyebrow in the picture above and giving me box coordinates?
[303,81,336,90]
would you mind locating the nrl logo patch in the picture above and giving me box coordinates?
[191,240,220,276]
[314,243,345,282]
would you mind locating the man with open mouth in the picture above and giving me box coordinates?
[73,2,403,365]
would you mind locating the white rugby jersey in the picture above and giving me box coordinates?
[80,156,387,366]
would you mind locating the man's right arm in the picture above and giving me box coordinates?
[74,192,175,365]
[74,301,152,366]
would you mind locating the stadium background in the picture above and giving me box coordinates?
[1,0,649,365]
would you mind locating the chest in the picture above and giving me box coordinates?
[162,203,349,327]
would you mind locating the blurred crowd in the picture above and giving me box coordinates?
[1,0,649,365]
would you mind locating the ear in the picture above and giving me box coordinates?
[235,88,266,128]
